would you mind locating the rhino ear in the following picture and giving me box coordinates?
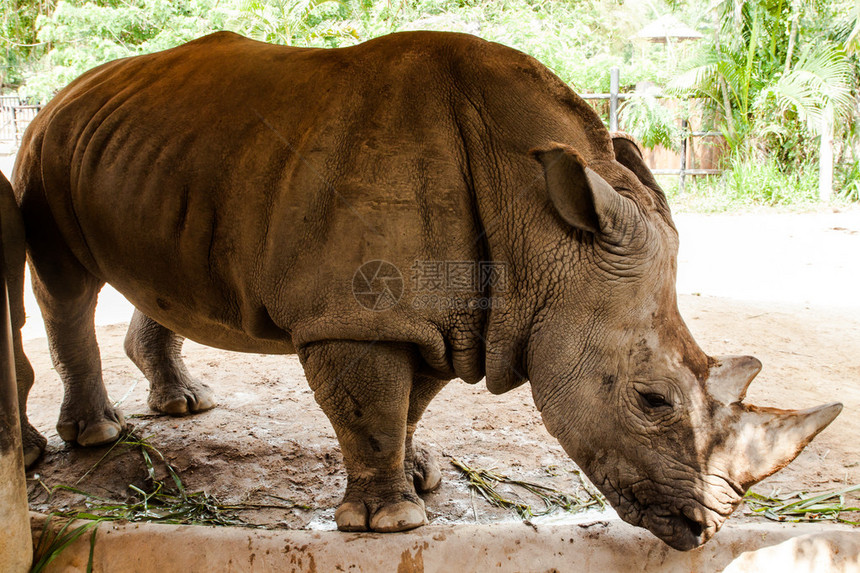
[611,134,658,188]
[611,133,670,211]
[530,143,627,236]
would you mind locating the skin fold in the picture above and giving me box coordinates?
[10,31,841,549]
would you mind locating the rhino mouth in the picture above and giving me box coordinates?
[602,480,730,551]
[593,470,743,551]
[660,509,710,551]
[635,502,717,551]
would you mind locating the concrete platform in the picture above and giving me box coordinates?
[30,513,860,572]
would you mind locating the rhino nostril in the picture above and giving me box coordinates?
[681,514,704,538]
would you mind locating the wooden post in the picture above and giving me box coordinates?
[0,209,32,572]
[679,119,688,194]
[819,112,833,202]
[12,106,19,146]
[609,67,619,132]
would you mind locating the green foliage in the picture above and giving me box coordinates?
[237,0,357,46]
[665,0,860,206]
[21,0,233,101]
[836,157,860,201]
[755,43,854,137]
[724,155,819,205]
[840,0,860,55]
[618,90,682,151]
[669,0,853,141]
[7,0,685,101]
[663,154,821,212]
[1,0,54,88]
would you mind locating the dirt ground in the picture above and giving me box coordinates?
[19,208,860,533]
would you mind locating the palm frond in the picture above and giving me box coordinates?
[668,48,723,95]
[837,0,860,54]
[757,43,855,134]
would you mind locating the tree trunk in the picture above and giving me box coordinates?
[719,75,736,139]
[784,11,798,76]
[819,111,834,202]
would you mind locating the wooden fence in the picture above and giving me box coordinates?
[0,96,40,148]
[580,67,725,191]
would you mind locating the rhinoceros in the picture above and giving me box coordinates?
[12,31,841,550]
[1,171,41,468]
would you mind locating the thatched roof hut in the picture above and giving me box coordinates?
[632,14,703,43]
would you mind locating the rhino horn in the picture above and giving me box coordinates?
[728,402,842,488]
[706,355,762,404]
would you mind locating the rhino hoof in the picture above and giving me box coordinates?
[56,408,125,447]
[22,423,47,468]
[335,501,369,531]
[149,382,217,416]
[370,500,427,532]
[411,446,442,493]
[23,446,43,468]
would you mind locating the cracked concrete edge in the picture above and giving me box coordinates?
[29,512,859,573]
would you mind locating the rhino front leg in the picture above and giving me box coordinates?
[29,261,125,447]
[300,340,427,533]
[405,374,448,493]
[124,309,216,415]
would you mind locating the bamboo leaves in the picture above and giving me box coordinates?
[744,485,860,524]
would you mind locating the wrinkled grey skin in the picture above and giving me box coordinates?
[11,31,840,550]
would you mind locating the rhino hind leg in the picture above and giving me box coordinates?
[124,309,216,416]
[405,375,448,493]
[25,226,125,447]
[301,340,428,533]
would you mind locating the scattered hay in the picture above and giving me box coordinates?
[36,430,304,527]
[30,429,304,571]
[450,458,606,519]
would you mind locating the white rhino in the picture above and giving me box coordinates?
[10,31,840,550]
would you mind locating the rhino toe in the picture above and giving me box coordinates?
[370,500,427,532]
[335,501,369,531]
[57,407,125,447]
[409,445,442,493]
[149,381,216,416]
[22,422,47,468]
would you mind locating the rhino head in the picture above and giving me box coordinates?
[520,138,841,551]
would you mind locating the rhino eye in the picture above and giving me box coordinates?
[639,391,672,409]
